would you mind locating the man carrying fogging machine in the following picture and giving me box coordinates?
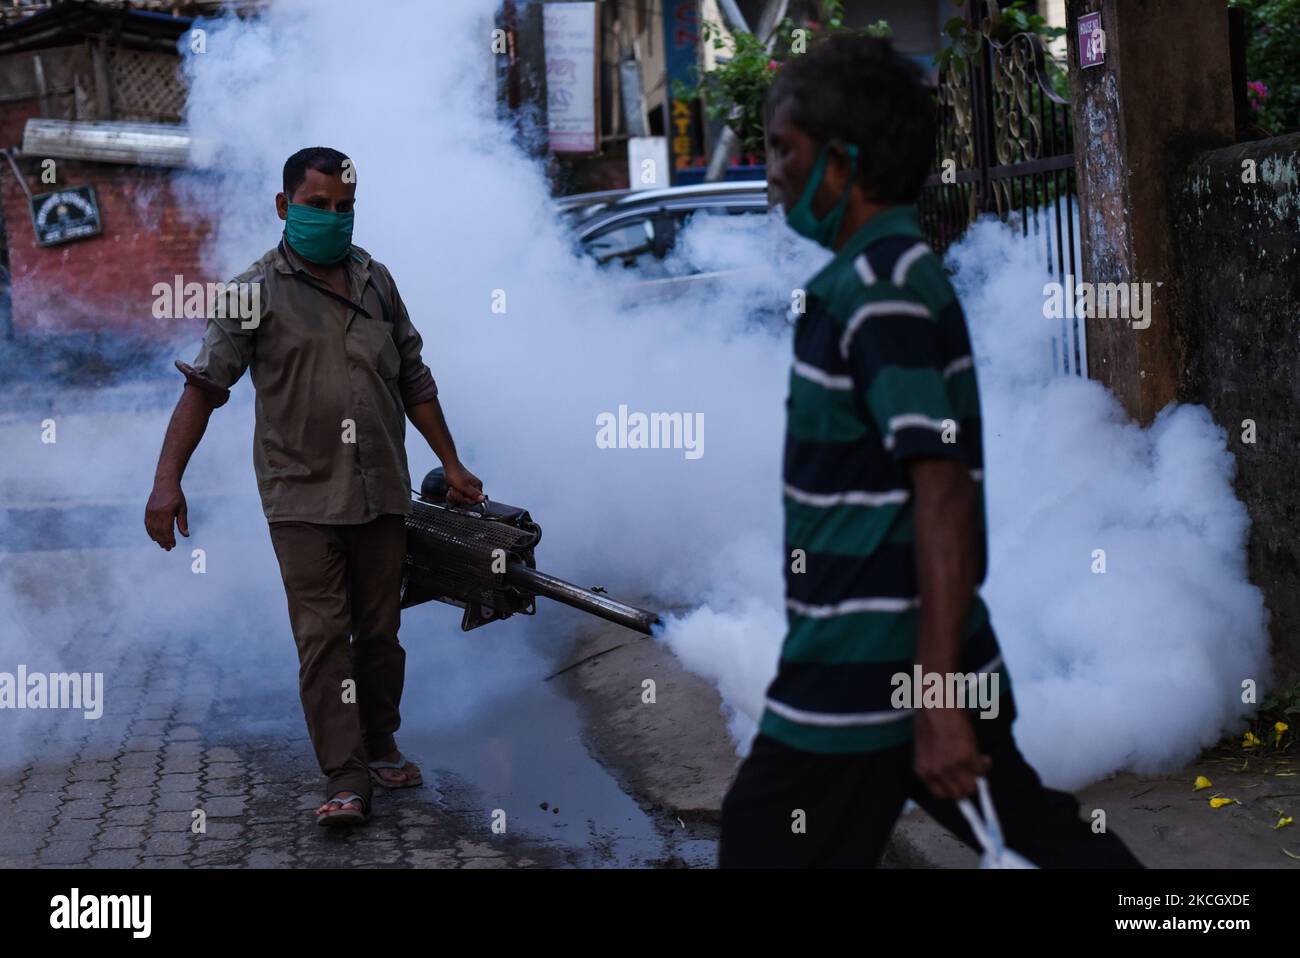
[145,147,660,829]
[144,147,486,827]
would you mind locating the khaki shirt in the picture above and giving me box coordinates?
[177,241,438,524]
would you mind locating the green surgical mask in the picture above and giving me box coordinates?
[284,202,354,264]
[785,142,859,249]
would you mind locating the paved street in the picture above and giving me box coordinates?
[0,387,719,871]
[0,631,576,869]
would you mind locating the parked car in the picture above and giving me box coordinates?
[559,180,799,329]
[554,187,636,223]
[563,181,770,274]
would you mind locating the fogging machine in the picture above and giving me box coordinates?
[400,468,660,636]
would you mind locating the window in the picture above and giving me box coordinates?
[584,217,656,266]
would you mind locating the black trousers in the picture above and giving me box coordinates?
[719,702,1143,868]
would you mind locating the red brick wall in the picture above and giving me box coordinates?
[0,100,41,156]
[2,156,214,338]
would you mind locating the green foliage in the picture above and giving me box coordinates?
[821,0,845,31]
[674,0,856,158]
[1230,0,1300,134]
[676,0,1074,161]
[672,22,774,157]
[1223,682,1299,758]
[1259,683,1300,727]
[935,0,1067,98]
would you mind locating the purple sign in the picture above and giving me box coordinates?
[1078,11,1105,69]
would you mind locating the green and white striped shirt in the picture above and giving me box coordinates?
[760,205,1007,753]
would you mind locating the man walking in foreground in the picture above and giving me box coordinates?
[145,147,484,827]
[718,35,1142,868]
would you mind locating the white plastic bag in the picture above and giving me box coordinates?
[956,777,1039,869]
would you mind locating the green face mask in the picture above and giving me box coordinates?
[784,142,859,249]
[284,202,354,264]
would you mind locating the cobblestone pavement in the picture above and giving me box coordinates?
[0,636,573,869]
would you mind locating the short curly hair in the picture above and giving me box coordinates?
[767,33,936,204]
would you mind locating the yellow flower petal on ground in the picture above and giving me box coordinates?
[1193,775,1213,791]
[1243,731,1262,749]
[1275,816,1294,830]
[1209,796,1237,808]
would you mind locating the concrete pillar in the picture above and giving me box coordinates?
[1065,0,1235,423]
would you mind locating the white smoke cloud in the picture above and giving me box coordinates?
[952,219,1270,787]
[664,217,1271,790]
[1,0,812,761]
[0,0,1271,795]
[174,0,822,612]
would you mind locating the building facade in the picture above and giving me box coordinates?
[0,0,260,352]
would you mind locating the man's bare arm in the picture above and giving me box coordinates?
[406,398,484,506]
[144,386,216,550]
[909,456,991,800]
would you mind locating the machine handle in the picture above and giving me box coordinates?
[421,466,489,516]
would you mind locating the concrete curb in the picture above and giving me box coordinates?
[555,618,1300,868]
[555,622,740,825]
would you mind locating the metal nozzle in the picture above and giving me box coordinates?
[505,564,660,636]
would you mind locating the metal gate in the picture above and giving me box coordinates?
[917,2,1085,377]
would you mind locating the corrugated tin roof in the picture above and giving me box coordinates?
[0,1,267,55]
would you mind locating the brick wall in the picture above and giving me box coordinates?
[2,156,213,339]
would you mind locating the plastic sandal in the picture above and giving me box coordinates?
[316,792,369,827]
[368,753,423,789]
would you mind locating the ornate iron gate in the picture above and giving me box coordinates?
[918,2,1084,376]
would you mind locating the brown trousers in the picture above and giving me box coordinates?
[268,514,408,802]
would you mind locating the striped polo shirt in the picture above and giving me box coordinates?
[759,204,1007,753]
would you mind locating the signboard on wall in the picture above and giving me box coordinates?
[544,1,600,154]
[663,0,703,179]
[30,185,102,247]
[1078,11,1105,69]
